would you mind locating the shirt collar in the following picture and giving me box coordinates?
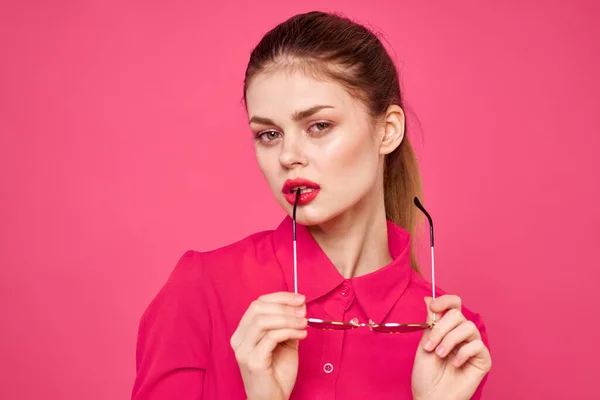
[272,215,413,323]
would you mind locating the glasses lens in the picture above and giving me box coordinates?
[308,318,356,331]
[372,323,430,334]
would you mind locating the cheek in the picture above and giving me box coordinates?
[318,131,378,179]
[255,148,280,187]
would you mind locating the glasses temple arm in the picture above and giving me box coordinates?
[414,197,437,323]
[292,191,301,294]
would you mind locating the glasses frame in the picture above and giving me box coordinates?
[292,192,437,334]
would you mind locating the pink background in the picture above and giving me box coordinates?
[1,1,599,399]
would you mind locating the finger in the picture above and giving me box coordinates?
[429,294,462,313]
[423,297,449,327]
[247,313,308,345]
[434,320,481,359]
[232,297,306,348]
[239,292,305,332]
[259,291,306,305]
[424,297,434,325]
[421,297,434,347]
[236,314,308,356]
[247,328,308,371]
[422,307,465,352]
[240,300,306,328]
[420,297,435,347]
[450,339,492,372]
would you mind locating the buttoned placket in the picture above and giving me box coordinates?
[315,280,356,400]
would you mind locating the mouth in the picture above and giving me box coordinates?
[282,178,320,205]
[289,186,317,194]
[282,178,320,194]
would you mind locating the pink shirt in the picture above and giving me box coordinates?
[132,216,490,399]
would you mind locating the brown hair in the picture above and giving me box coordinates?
[243,11,424,274]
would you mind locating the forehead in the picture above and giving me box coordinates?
[245,69,362,120]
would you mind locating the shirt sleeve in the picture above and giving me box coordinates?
[467,311,491,400]
[131,250,210,400]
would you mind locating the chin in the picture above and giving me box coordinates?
[292,213,325,227]
[278,198,342,227]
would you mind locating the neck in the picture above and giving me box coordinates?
[308,189,392,279]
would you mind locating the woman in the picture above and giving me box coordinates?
[132,11,492,400]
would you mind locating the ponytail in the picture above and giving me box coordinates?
[383,137,423,274]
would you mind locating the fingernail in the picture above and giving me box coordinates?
[295,294,305,302]
[436,346,445,356]
[453,357,461,367]
[296,307,306,316]
[424,341,434,351]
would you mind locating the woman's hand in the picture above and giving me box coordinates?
[412,295,492,400]
[230,292,308,400]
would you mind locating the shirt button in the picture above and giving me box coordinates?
[323,362,334,374]
[340,285,350,296]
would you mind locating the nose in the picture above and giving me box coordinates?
[278,133,308,169]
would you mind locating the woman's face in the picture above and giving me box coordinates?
[245,69,399,226]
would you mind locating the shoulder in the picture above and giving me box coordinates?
[199,228,273,267]
[168,226,271,270]
[139,228,278,319]
[146,228,274,296]
[195,228,281,285]
[162,227,286,299]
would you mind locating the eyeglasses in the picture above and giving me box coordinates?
[292,191,437,334]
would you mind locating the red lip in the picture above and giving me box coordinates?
[282,178,320,206]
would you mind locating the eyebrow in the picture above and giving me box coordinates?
[249,105,334,126]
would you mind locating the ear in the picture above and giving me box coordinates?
[379,105,405,155]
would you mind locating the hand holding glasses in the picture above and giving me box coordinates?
[292,190,437,334]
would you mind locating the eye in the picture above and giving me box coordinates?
[308,122,332,135]
[255,130,282,144]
